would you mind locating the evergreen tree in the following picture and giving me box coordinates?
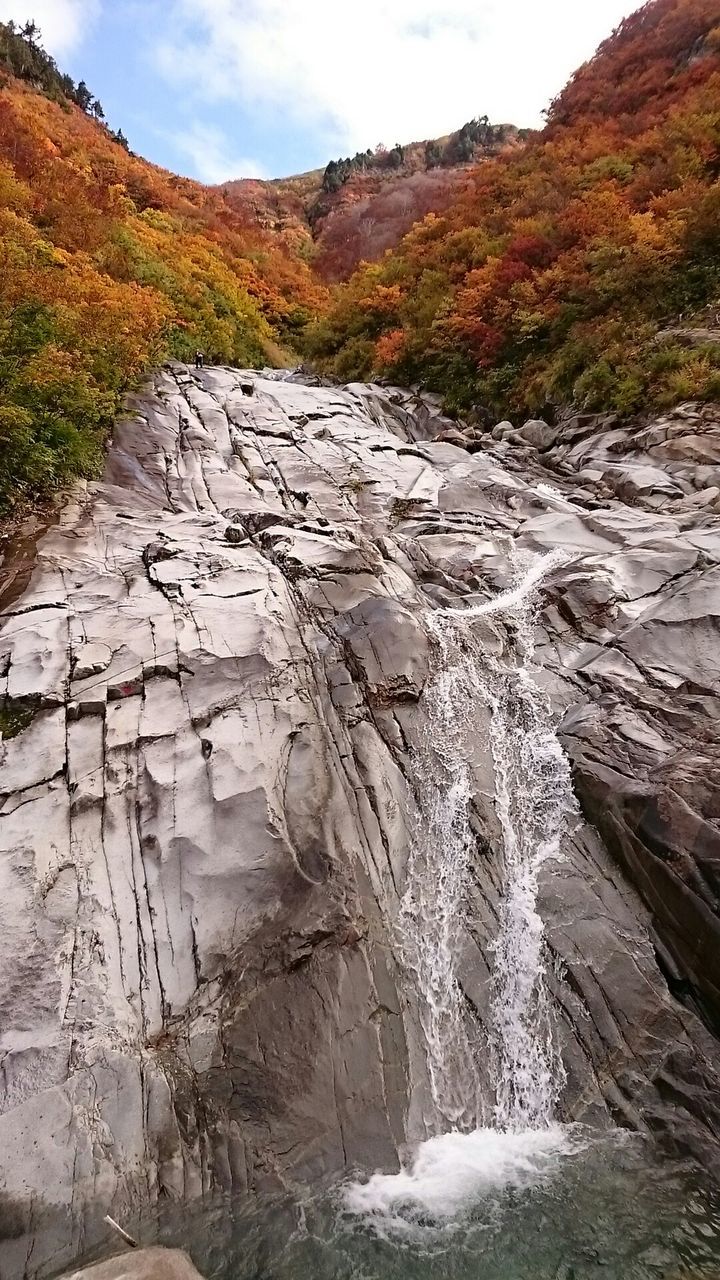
[74,79,92,111]
[21,19,39,46]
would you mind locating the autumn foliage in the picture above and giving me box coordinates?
[219,123,518,286]
[0,30,326,511]
[312,168,471,283]
[307,0,720,420]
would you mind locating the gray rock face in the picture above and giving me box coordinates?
[2,367,720,1275]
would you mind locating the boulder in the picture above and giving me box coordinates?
[516,418,559,449]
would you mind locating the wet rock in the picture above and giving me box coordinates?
[335,597,430,703]
[72,642,112,680]
[143,542,178,570]
[436,427,469,448]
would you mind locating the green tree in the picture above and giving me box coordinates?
[74,79,92,111]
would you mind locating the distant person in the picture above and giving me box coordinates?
[195,350,204,369]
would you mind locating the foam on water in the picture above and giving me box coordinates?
[534,482,583,513]
[345,1126,578,1229]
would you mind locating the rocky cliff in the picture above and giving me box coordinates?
[217,123,519,282]
[1,367,720,1277]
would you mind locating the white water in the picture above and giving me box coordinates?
[348,547,579,1227]
[345,1125,578,1230]
[457,548,576,1129]
[396,616,483,1131]
[444,546,568,620]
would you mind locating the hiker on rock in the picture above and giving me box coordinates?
[195,350,204,369]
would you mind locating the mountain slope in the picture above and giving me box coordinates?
[307,0,720,419]
[0,24,327,512]
[218,122,521,282]
[0,21,515,516]
[2,0,720,517]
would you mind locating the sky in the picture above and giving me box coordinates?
[0,0,645,184]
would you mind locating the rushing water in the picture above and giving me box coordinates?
[476,550,576,1131]
[155,549,720,1276]
[395,611,484,1132]
[393,549,573,1140]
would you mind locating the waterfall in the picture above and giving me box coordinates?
[486,653,573,1129]
[401,548,573,1131]
[346,549,577,1224]
[397,615,483,1132]
[443,547,568,621]
[475,551,576,1129]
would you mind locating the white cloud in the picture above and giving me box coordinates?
[169,121,267,184]
[157,0,644,159]
[0,0,100,57]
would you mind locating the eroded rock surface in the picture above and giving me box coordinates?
[2,367,720,1275]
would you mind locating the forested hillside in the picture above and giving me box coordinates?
[218,119,520,283]
[307,0,720,420]
[0,21,326,512]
